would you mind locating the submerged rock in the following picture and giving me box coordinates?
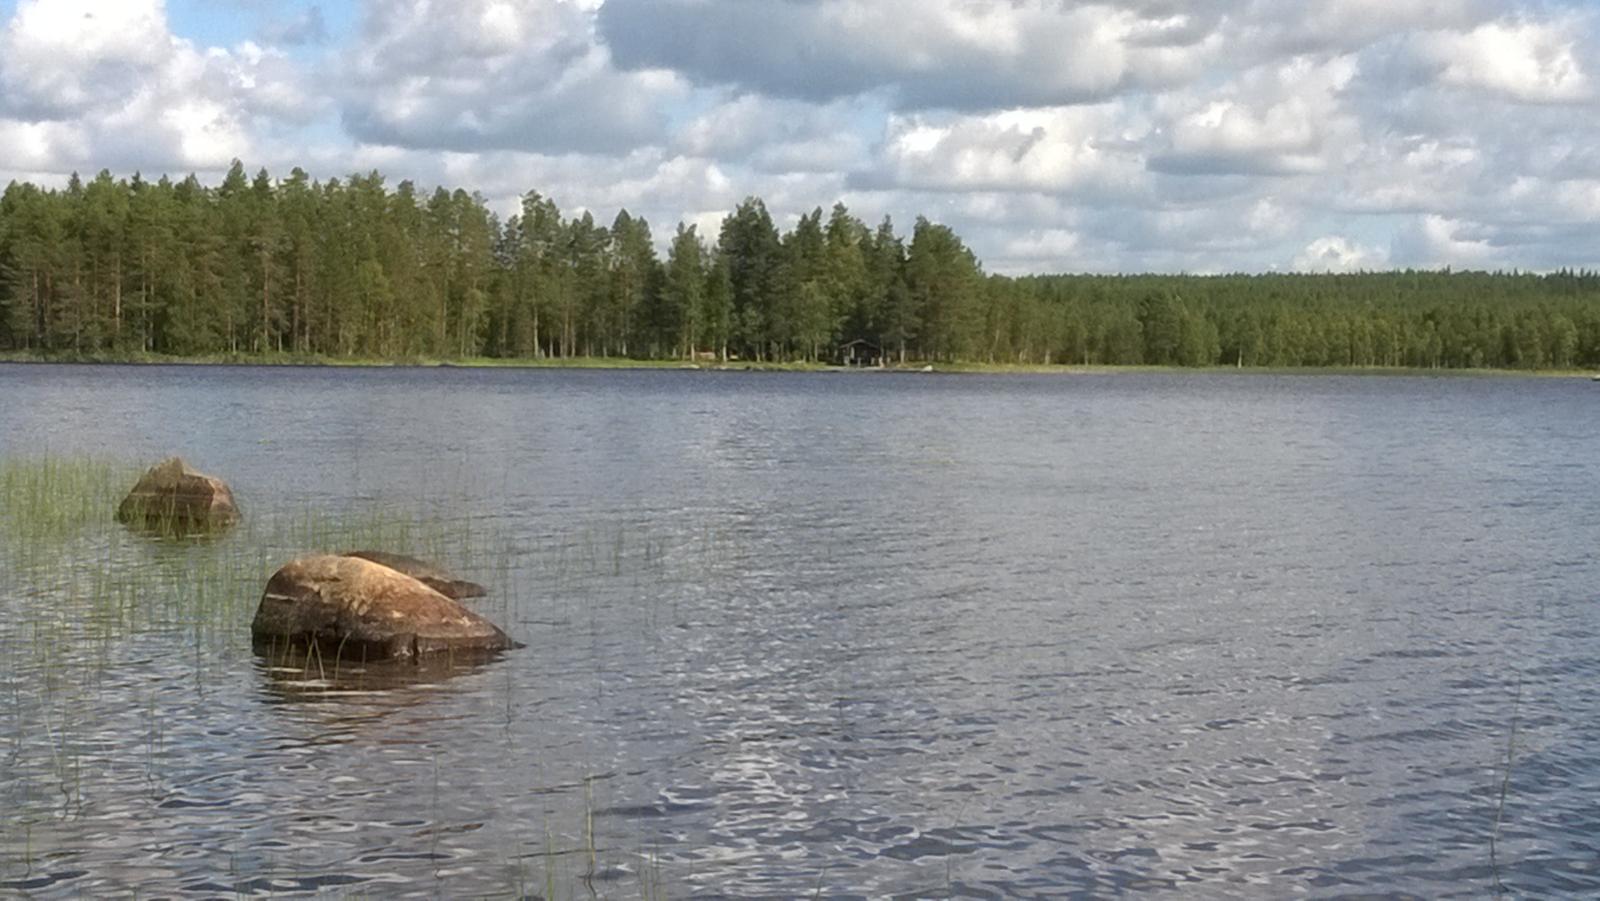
[116,457,241,532]
[342,550,487,600]
[251,555,515,661]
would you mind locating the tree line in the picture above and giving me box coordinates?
[3,163,1600,370]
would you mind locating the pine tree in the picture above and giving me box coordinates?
[906,217,982,361]
[717,198,782,361]
[868,216,915,363]
[662,224,706,359]
[608,210,657,358]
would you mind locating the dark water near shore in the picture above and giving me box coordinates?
[2,364,1599,898]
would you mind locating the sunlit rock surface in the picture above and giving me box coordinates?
[116,457,241,532]
[251,554,514,661]
[342,549,488,600]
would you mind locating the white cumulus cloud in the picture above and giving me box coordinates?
[599,0,1221,110]
[859,106,1150,198]
[0,0,324,175]
[338,0,686,154]
[1417,18,1592,104]
[1292,236,1388,272]
[0,0,173,118]
[4,0,1600,273]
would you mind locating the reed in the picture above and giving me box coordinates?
[0,453,716,895]
[0,456,131,543]
[0,455,516,874]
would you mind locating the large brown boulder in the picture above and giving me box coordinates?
[251,555,515,661]
[117,457,240,532]
[342,550,487,600]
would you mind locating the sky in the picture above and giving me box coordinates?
[1,0,1598,275]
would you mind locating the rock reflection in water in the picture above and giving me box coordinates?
[253,642,510,701]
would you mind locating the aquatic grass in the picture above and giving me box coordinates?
[0,454,525,877]
[0,456,134,544]
[0,454,556,697]
[1490,668,1525,898]
[0,453,740,895]
[1,457,521,653]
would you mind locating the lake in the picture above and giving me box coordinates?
[1,364,1598,898]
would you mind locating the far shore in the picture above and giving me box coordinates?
[0,350,1592,379]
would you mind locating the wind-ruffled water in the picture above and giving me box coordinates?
[2,364,1598,898]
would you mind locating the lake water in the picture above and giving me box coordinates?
[1,364,1598,898]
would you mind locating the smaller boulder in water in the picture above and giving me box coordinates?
[117,457,241,532]
[342,550,487,600]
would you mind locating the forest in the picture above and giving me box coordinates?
[3,162,1600,370]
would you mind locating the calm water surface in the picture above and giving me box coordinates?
[1,364,1598,898]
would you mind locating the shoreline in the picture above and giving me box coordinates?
[0,351,1591,379]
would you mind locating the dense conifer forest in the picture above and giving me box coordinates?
[3,163,1600,369]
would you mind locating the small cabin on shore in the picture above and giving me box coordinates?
[838,339,883,368]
